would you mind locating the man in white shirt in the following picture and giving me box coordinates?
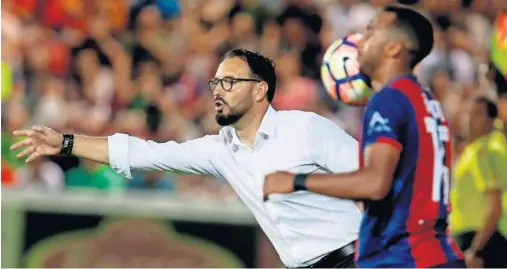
[11,49,361,268]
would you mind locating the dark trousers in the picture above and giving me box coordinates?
[296,241,356,268]
[455,230,507,268]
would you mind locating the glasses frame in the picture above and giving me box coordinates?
[208,76,261,92]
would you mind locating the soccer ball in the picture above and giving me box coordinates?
[321,33,374,106]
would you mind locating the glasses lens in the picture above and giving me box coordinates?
[222,78,234,91]
[209,79,218,91]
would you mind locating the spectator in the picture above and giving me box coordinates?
[16,157,64,192]
[451,96,507,268]
[65,159,125,192]
[272,50,318,111]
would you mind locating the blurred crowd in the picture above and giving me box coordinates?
[1,0,506,199]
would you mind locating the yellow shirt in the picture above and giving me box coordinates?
[450,130,507,237]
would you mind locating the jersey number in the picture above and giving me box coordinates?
[424,97,450,204]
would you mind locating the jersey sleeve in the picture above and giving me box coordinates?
[362,88,410,151]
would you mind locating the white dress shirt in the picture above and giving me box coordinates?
[108,106,362,267]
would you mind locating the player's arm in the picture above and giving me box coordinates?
[467,141,506,255]
[304,143,400,200]
[303,89,405,200]
[11,125,221,179]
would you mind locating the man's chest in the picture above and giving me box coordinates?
[215,138,317,198]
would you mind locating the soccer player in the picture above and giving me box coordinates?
[11,49,361,268]
[263,5,465,268]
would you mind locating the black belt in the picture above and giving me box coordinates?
[300,241,356,268]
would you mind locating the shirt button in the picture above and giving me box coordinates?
[418,219,424,225]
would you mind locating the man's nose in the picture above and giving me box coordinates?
[213,84,227,96]
[213,88,226,101]
[213,88,223,98]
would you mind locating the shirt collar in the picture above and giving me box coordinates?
[257,105,277,139]
[227,105,278,151]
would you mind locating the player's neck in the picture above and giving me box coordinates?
[234,105,268,148]
[373,64,413,90]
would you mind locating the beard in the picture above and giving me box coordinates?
[215,109,245,126]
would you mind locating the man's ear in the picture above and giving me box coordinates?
[255,82,269,102]
[384,41,404,58]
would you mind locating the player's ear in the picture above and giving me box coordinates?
[384,41,403,58]
[254,82,268,102]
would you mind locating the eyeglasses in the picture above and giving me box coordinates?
[208,76,261,92]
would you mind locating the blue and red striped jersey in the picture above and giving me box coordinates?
[356,75,464,268]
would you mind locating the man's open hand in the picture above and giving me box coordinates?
[10,125,63,162]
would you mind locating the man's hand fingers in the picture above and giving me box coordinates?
[13,129,44,140]
[12,129,34,137]
[25,151,40,163]
[10,139,33,151]
[16,146,35,159]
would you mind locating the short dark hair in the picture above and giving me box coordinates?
[384,5,434,68]
[224,49,277,102]
[475,96,498,119]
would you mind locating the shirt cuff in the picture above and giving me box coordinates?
[108,133,133,179]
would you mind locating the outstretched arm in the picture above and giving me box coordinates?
[11,125,222,179]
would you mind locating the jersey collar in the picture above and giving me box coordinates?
[385,73,419,88]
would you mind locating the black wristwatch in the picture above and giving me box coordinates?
[60,134,75,156]
[293,174,309,191]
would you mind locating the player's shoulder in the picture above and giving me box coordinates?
[368,86,411,108]
[379,75,429,103]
